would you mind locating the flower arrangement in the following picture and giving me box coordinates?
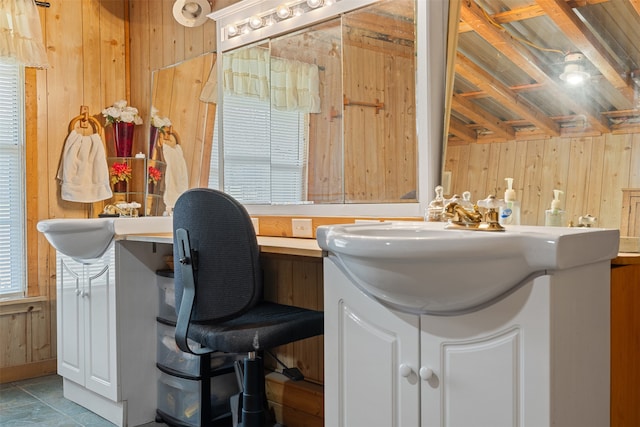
[102,100,143,126]
[150,106,172,132]
[148,166,162,184]
[110,161,132,185]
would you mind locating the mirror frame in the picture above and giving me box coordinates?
[209,0,449,217]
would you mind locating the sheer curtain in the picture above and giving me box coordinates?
[213,46,320,113]
[0,0,49,68]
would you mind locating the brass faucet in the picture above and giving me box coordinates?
[443,195,505,232]
[103,202,140,218]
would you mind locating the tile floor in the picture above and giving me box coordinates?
[0,375,164,427]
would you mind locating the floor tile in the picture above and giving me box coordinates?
[0,384,39,411]
[0,400,80,426]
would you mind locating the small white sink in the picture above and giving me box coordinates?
[316,221,619,314]
[37,216,172,261]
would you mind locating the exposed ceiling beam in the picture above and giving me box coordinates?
[458,0,610,33]
[459,0,610,133]
[452,93,516,140]
[630,0,640,17]
[448,115,479,143]
[535,0,636,105]
[456,51,561,136]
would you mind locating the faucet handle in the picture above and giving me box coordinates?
[477,195,505,210]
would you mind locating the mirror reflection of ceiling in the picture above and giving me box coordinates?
[448,0,640,146]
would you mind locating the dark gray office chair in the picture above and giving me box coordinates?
[173,188,324,427]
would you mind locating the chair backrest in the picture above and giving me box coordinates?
[173,188,262,322]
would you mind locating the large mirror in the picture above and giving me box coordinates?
[150,51,217,213]
[443,0,640,228]
[213,0,418,206]
[150,0,449,217]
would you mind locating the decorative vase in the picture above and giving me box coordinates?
[113,121,135,157]
[148,181,156,195]
[149,126,159,159]
[113,180,128,193]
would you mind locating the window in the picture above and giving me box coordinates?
[0,59,26,298]
[209,95,308,204]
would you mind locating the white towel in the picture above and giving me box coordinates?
[163,143,189,210]
[57,131,112,203]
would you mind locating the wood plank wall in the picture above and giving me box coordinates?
[1,0,239,383]
[445,133,640,228]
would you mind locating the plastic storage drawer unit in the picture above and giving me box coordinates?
[157,270,177,322]
[156,369,239,426]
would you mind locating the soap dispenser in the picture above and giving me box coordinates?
[545,189,566,227]
[499,177,521,226]
[425,185,445,222]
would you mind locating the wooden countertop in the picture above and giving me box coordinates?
[612,253,640,265]
[117,233,324,258]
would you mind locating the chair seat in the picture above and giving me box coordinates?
[186,301,324,354]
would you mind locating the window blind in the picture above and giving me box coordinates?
[0,60,26,297]
[209,95,307,204]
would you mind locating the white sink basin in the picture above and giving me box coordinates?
[37,216,172,261]
[316,221,619,314]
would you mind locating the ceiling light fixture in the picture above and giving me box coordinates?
[559,53,590,85]
[248,15,263,29]
[222,0,343,41]
[276,5,292,19]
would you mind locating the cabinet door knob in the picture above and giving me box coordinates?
[399,364,413,378]
[75,289,81,296]
[419,367,433,381]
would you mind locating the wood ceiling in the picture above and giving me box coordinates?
[448,0,640,145]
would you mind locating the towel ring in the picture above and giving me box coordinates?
[68,105,104,139]
[157,126,181,148]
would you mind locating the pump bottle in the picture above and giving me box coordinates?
[545,189,566,227]
[499,177,521,225]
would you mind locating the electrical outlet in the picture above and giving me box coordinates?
[291,218,313,238]
[442,171,452,196]
[251,218,260,234]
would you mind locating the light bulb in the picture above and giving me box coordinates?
[248,15,263,29]
[307,0,323,8]
[227,24,238,36]
[276,5,291,19]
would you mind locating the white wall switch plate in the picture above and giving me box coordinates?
[291,218,313,238]
[251,218,260,234]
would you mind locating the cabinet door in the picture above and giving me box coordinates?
[83,246,119,400]
[420,280,550,427]
[324,259,420,427]
[57,255,84,384]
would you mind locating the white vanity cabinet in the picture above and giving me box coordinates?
[55,240,170,426]
[57,245,118,400]
[324,256,611,427]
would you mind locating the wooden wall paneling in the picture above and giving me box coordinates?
[586,135,606,225]
[128,0,151,151]
[364,47,383,202]
[98,0,127,108]
[161,0,183,66]
[519,140,544,224]
[1,312,28,367]
[600,134,632,229]
[512,142,528,201]
[343,42,365,201]
[630,133,640,188]
[494,141,517,200]
[307,40,343,203]
[45,0,86,219]
[465,142,491,202]
[565,137,592,224]
[485,142,501,197]
[539,137,571,223]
